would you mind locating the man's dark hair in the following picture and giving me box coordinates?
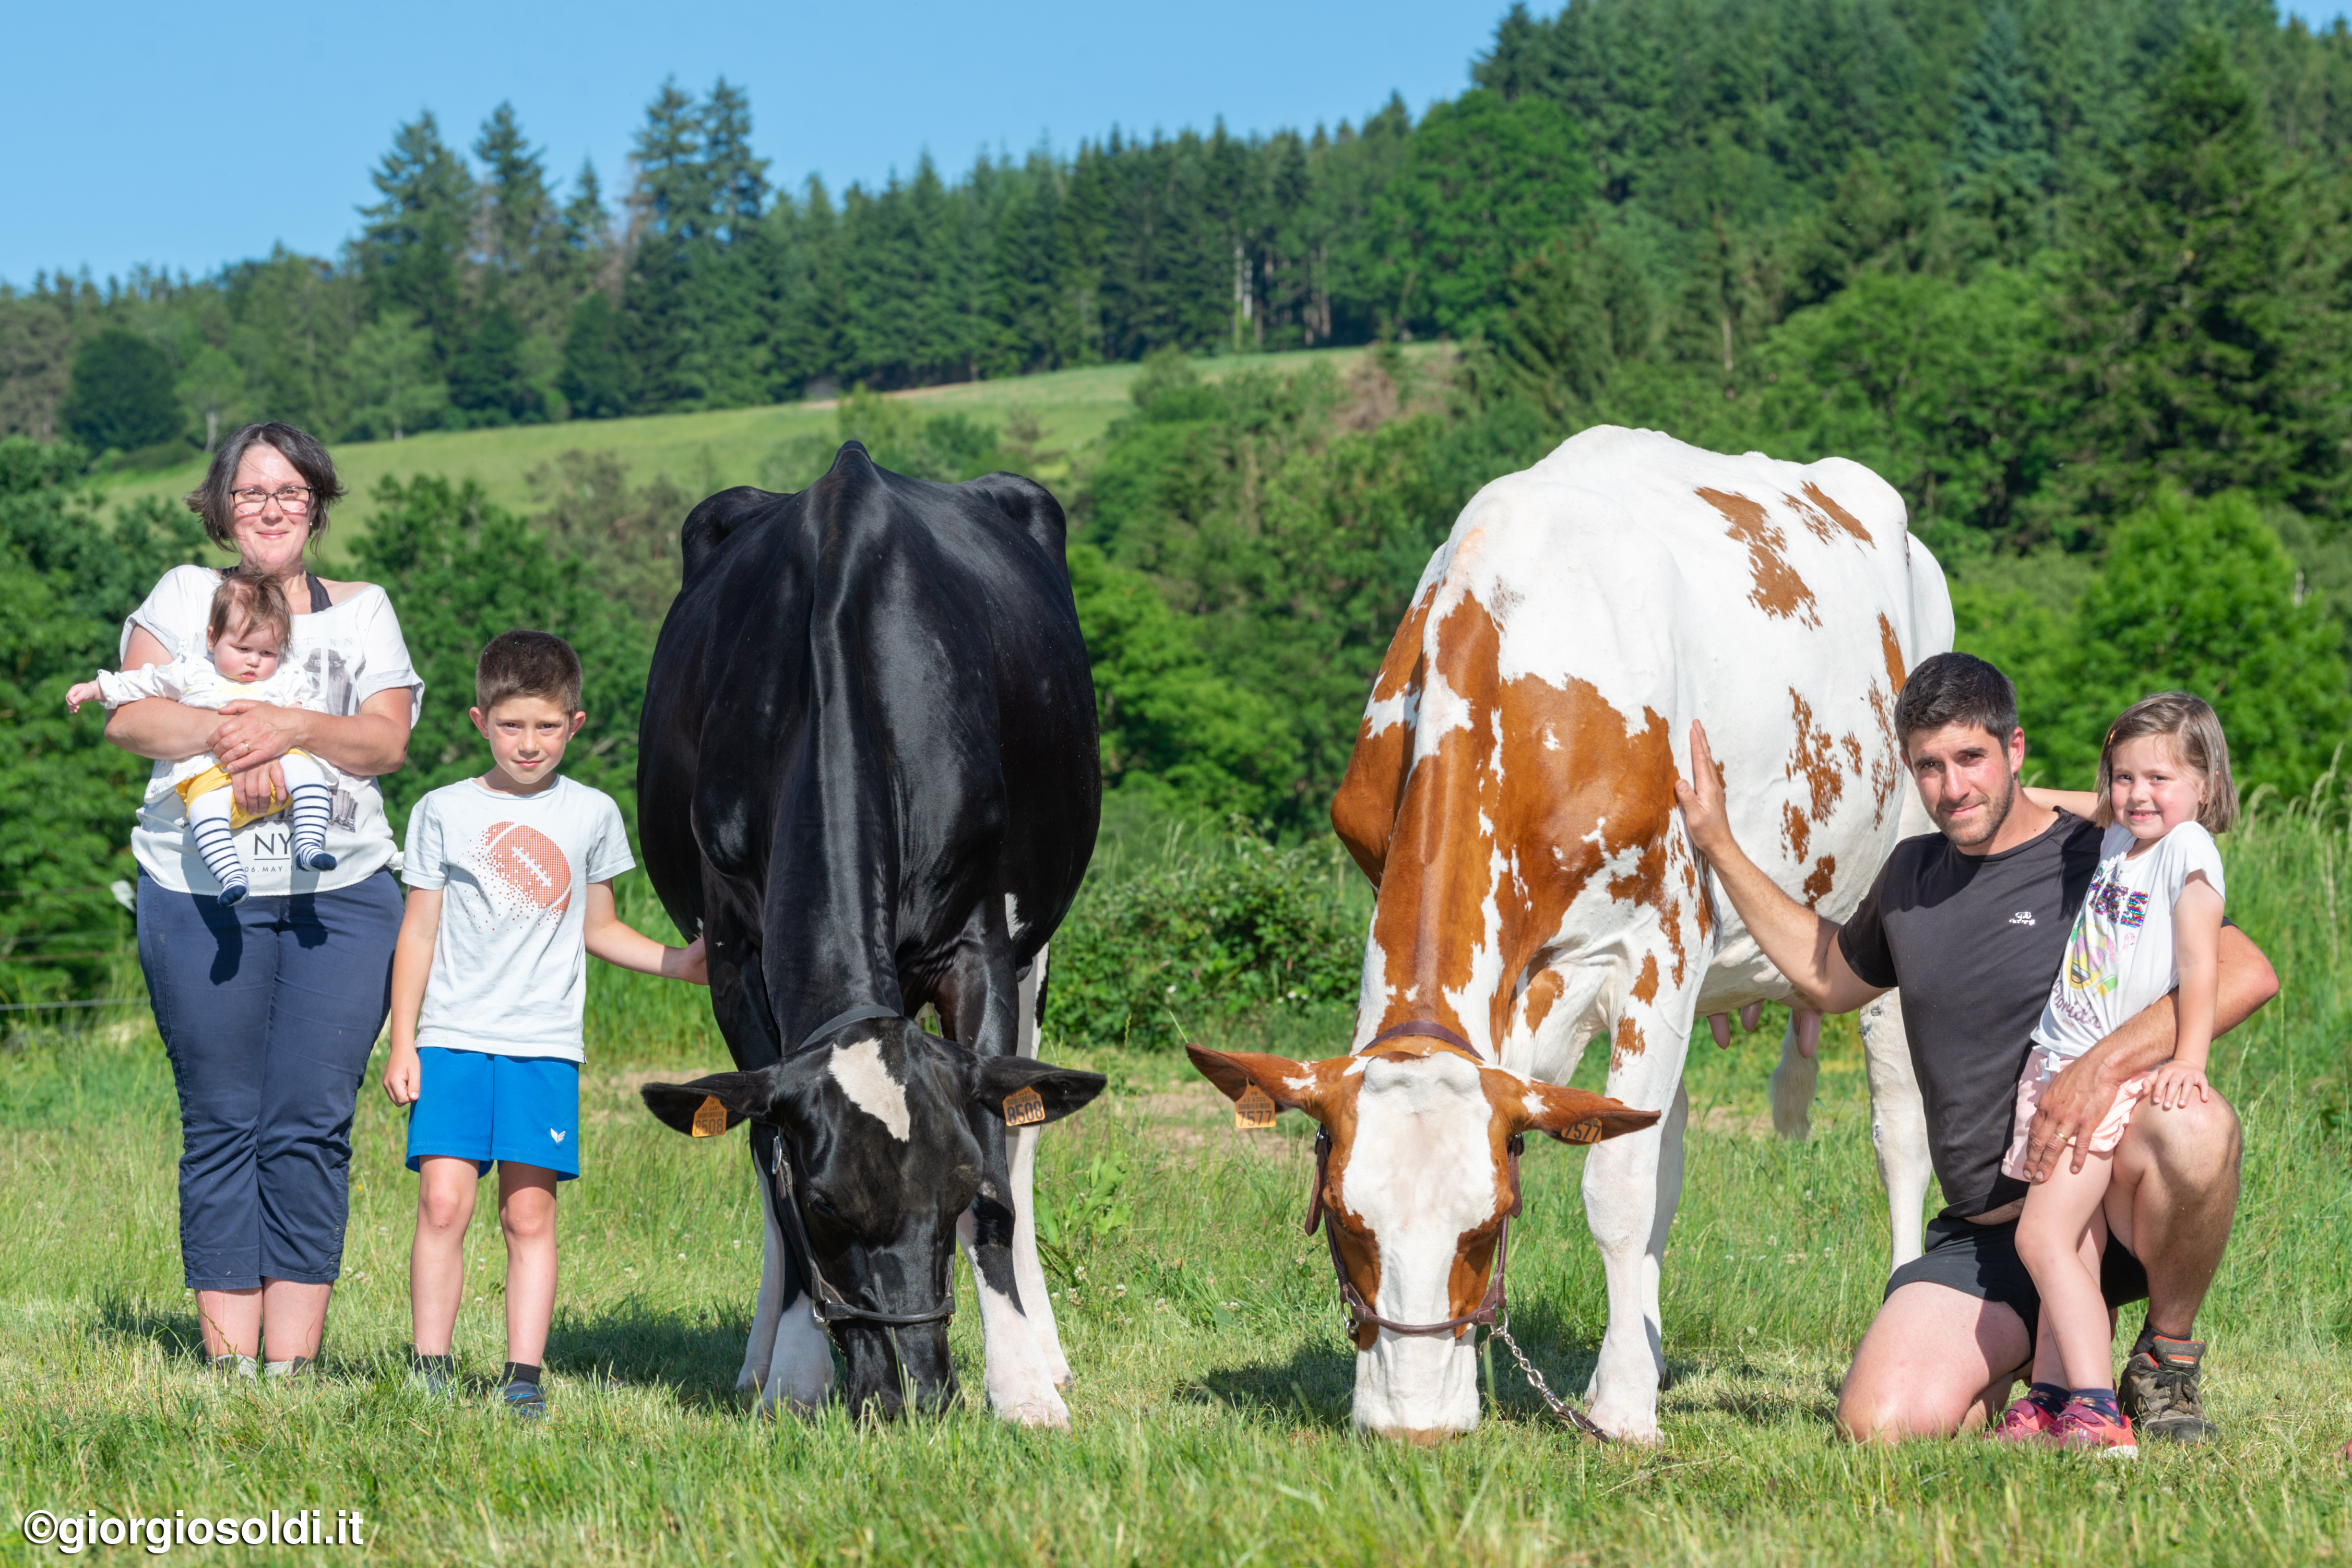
[476,630,584,714]
[185,422,347,549]
[1894,651,2018,753]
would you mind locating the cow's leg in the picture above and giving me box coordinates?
[1860,992,1931,1272]
[1767,1008,1824,1140]
[1005,946,1073,1387]
[1638,1078,1691,1393]
[738,1146,786,1394]
[1579,976,1696,1445]
[941,904,1069,1427]
[742,1127,833,1412]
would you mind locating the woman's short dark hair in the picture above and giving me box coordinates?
[184,422,347,550]
[1893,651,2019,755]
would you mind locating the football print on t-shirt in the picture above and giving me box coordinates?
[472,821,574,921]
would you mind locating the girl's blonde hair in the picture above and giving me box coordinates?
[2094,692,2238,834]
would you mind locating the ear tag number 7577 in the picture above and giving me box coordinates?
[1234,1085,1278,1130]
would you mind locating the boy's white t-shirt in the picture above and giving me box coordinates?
[400,775,635,1063]
[2031,819,2226,1060]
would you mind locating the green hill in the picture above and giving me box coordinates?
[95,346,1410,561]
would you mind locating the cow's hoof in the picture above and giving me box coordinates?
[1002,1394,1071,1429]
[1593,1413,1665,1446]
[1366,1425,1465,1447]
[735,1368,769,1394]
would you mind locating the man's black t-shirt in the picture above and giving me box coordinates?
[1838,812,2102,1218]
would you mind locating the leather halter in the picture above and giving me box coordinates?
[758,1003,957,1331]
[1305,1018,1526,1339]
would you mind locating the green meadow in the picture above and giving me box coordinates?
[3,794,2348,1566]
[91,345,1412,552]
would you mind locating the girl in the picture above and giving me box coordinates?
[1995,692,2235,1456]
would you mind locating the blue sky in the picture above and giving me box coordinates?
[4,1,1508,288]
[8,2,2348,290]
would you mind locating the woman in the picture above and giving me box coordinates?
[107,421,421,1377]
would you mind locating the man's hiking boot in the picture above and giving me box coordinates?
[2121,1332,2216,1445]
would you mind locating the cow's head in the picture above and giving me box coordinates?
[644,1018,1104,1418]
[1187,1040,1656,1441]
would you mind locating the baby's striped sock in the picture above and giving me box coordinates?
[289,782,337,872]
[190,811,250,904]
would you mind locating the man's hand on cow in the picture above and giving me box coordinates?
[1673,721,1737,863]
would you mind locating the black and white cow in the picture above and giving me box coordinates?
[635,442,1107,1424]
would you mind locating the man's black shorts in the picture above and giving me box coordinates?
[1884,1215,2150,1358]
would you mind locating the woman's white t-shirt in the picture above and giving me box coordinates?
[121,564,425,897]
[2030,819,2226,1060]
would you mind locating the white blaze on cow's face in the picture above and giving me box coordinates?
[1339,1052,1503,1440]
[827,1036,911,1141]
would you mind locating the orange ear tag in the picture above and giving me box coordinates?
[1003,1086,1047,1127]
[1562,1117,1603,1145]
[691,1096,729,1138]
[1234,1085,1278,1130]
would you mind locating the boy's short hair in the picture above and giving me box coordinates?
[476,630,584,714]
[208,569,292,650]
[2097,691,2239,834]
[1894,651,2018,755]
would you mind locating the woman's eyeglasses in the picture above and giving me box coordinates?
[229,485,315,516]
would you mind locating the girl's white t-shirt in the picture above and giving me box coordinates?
[2030,818,2226,1060]
[121,564,425,897]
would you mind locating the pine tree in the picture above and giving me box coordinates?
[57,329,181,454]
[355,113,477,360]
[1949,8,2056,260]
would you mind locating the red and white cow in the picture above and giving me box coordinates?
[1190,426,1952,1442]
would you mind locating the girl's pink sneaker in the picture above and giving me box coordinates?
[1989,1396,2057,1443]
[2052,1398,2140,1457]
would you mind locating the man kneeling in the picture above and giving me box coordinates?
[1674,653,2274,1443]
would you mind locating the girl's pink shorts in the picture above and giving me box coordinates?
[1999,1048,2156,1180]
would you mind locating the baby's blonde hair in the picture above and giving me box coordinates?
[2094,692,2237,834]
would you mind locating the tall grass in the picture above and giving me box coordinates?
[1,801,2346,1564]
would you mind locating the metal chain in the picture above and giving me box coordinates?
[1488,1314,1607,1440]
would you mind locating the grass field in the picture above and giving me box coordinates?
[92,345,1418,556]
[4,802,2349,1566]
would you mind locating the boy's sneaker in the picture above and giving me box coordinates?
[407,1359,457,1397]
[1988,1396,2057,1443]
[210,1353,258,1379]
[2121,1333,2216,1444]
[2052,1398,2139,1458]
[501,1379,547,1421]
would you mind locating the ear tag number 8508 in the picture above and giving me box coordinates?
[1003,1086,1047,1127]
[691,1096,729,1138]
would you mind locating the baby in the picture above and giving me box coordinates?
[70,570,338,904]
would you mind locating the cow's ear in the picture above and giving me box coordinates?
[1506,1078,1661,1146]
[972,1056,1107,1126]
[1185,1046,1346,1121]
[641,1067,784,1136]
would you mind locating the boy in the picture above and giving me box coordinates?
[383,630,705,1418]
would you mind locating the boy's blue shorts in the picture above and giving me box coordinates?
[405,1048,580,1180]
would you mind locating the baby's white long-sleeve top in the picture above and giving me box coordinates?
[95,654,320,715]
[94,655,329,795]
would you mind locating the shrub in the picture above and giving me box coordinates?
[1044,830,1367,1052]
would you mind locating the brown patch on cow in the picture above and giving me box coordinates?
[1786,691,1848,824]
[1611,1015,1646,1070]
[1866,681,1903,823]
[1781,801,1811,863]
[1332,580,1442,887]
[1802,856,1837,906]
[1698,488,1821,629]
[1631,953,1660,1006]
[1876,612,1907,693]
[1343,590,1676,1053]
[1519,968,1566,1035]
[1801,482,1876,546]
